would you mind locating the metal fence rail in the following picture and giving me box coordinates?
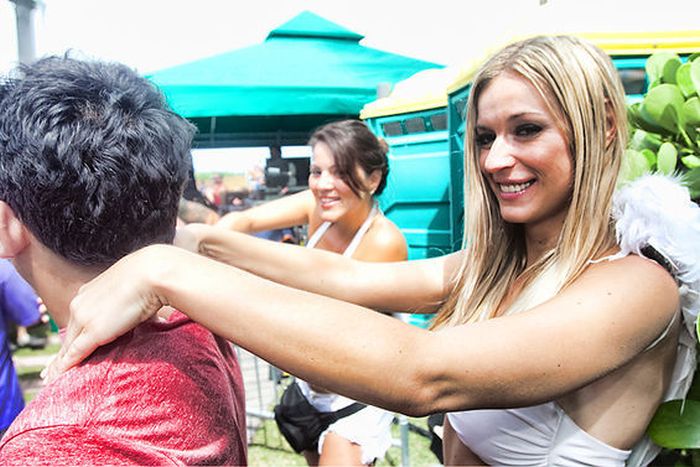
[235,346,414,465]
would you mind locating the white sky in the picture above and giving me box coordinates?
[1,0,698,173]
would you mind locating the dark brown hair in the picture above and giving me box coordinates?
[308,119,389,196]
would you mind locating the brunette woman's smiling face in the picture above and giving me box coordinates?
[308,141,372,223]
[476,72,573,236]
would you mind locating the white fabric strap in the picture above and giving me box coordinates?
[306,221,331,249]
[306,204,379,257]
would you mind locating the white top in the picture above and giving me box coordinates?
[448,175,700,467]
[305,204,379,257]
[448,402,631,467]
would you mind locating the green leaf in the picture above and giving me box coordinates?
[618,149,652,185]
[686,370,700,401]
[692,60,700,99]
[664,57,682,84]
[648,400,700,448]
[684,167,700,200]
[630,129,663,152]
[690,53,700,62]
[648,77,663,90]
[657,142,678,174]
[682,155,700,169]
[628,103,665,134]
[642,148,658,169]
[677,63,698,98]
[685,97,700,126]
[640,84,686,133]
[646,52,682,83]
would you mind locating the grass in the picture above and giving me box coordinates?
[248,416,440,466]
[15,339,60,403]
[13,341,60,358]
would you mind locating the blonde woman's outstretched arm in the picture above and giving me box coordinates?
[52,244,678,418]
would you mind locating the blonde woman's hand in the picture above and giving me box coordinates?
[46,245,172,382]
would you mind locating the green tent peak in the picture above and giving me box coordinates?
[266,11,364,42]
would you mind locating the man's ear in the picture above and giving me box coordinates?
[0,201,29,258]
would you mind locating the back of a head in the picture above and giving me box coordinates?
[0,56,195,267]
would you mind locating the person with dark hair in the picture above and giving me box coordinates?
[0,56,246,464]
[215,119,407,465]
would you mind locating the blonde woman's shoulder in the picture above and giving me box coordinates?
[579,252,679,316]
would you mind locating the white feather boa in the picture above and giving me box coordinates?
[614,174,700,467]
[613,174,700,336]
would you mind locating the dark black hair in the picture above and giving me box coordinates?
[308,119,389,196]
[0,56,195,266]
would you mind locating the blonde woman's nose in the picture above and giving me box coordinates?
[481,137,517,173]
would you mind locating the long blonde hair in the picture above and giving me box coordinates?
[432,35,628,329]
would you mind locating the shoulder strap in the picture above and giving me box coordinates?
[323,402,367,423]
[343,204,379,257]
[306,204,380,256]
[306,221,331,248]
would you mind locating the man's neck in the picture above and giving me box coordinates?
[13,242,104,329]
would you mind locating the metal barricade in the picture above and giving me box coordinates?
[235,345,415,465]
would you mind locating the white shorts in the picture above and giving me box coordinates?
[297,380,394,464]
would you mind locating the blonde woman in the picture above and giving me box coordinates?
[52,36,699,466]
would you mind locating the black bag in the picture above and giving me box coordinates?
[274,381,366,453]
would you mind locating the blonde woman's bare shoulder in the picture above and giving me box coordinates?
[576,252,680,318]
[588,252,676,282]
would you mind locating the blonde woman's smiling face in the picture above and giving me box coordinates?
[475,72,573,233]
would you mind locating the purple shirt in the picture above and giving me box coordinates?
[0,260,39,431]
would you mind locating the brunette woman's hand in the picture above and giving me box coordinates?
[46,245,173,381]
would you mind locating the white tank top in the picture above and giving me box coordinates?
[305,204,379,257]
[448,402,631,466]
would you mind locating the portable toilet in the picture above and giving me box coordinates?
[361,67,461,261]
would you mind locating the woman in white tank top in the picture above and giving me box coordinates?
[216,119,408,466]
[57,37,700,467]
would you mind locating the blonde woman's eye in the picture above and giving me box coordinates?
[515,124,542,137]
[475,132,495,148]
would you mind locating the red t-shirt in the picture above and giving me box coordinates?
[0,311,247,466]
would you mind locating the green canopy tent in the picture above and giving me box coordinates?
[146,11,443,148]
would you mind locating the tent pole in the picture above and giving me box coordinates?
[11,0,38,65]
[209,117,217,146]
